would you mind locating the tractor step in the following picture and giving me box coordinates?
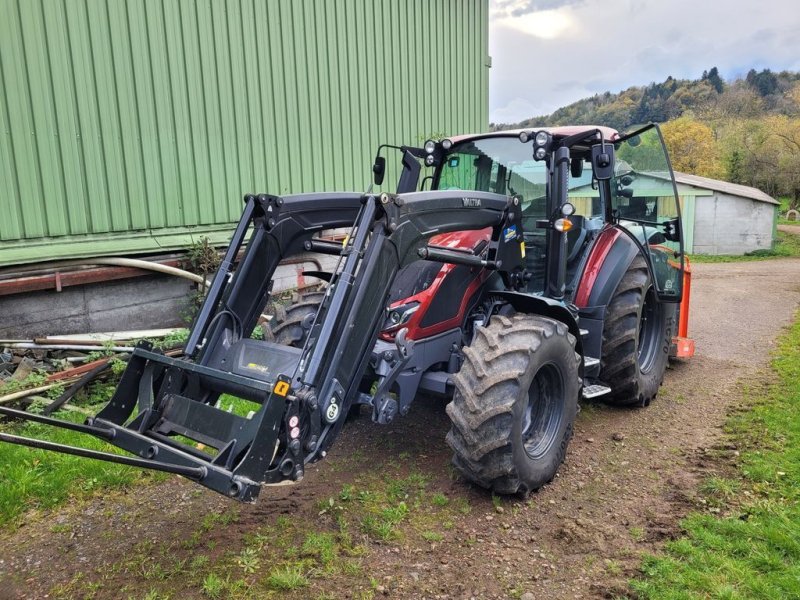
[583,356,600,368]
[582,384,611,399]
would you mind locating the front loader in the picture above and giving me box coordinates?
[0,189,528,501]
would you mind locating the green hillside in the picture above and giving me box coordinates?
[493,68,800,211]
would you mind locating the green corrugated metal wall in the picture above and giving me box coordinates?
[0,0,489,266]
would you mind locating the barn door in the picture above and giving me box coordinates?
[612,124,684,302]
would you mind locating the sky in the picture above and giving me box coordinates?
[489,0,800,124]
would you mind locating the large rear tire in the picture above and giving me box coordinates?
[264,290,324,347]
[446,314,581,495]
[599,255,675,407]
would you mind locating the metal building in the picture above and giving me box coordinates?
[0,0,490,266]
[673,173,778,255]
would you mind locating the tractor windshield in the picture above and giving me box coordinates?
[437,136,598,293]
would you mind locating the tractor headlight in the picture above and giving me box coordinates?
[382,302,420,331]
[441,138,453,151]
[561,202,576,216]
[424,139,437,154]
[534,147,547,161]
[424,154,436,166]
[519,131,531,143]
[534,131,550,147]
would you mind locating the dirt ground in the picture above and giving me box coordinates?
[2,257,800,600]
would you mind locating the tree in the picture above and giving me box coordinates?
[746,68,778,97]
[721,116,800,209]
[661,116,724,178]
[702,66,724,93]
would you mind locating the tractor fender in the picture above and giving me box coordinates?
[490,291,584,360]
[574,226,642,310]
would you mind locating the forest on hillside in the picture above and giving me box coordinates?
[493,69,800,210]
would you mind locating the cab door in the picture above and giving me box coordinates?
[611,124,684,302]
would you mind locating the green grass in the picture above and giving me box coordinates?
[689,230,800,263]
[631,315,800,599]
[0,401,159,528]
[777,196,798,225]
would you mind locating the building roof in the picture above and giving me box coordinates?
[673,172,779,205]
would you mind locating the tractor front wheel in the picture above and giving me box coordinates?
[264,290,324,348]
[599,255,675,407]
[446,313,581,495]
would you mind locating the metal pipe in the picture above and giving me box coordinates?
[7,343,134,352]
[0,384,66,406]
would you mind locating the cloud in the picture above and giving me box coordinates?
[491,98,542,124]
[491,0,586,18]
[489,0,800,122]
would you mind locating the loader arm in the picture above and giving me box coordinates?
[0,190,523,502]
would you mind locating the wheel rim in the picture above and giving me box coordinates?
[637,286,661,373]
[521,363,565,460]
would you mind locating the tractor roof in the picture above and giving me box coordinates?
[448,125,620,145]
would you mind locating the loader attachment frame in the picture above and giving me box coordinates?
[0,190,524,502]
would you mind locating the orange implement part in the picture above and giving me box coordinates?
[671,336,696,358]
[671,256,695,358]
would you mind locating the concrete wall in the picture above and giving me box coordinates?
[0,253,337,338]
[691,192,775,255]
[0,274,192,338]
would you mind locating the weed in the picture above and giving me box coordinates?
[699,476,740,506]
[453,496,472,515]
[182,236,222,321]
[421,530,443,542]
[605,559,623,576]
[342,560,362,576]
[629,526,645,542]
[265,565,309,591]
[235,547,261,574]
[150,329,189,351]
[302,532,337,565]
[431,492,449,507]
[201,573,225,599]
[340,484,356,502]
[189,555,209,573]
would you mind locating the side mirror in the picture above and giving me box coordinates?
[663,218,681,242]
[373,156,386,186]
[570,158,583,178]
[590,143,615,180]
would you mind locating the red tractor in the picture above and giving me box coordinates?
[270,124,694,493]
[0,124,693,501]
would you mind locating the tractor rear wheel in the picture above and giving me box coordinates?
[446,313,581,495]
[265,290,324,347]
[599,255,675,406]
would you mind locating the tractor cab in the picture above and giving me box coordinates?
[377,123,694,406]
[409,125,686,308]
